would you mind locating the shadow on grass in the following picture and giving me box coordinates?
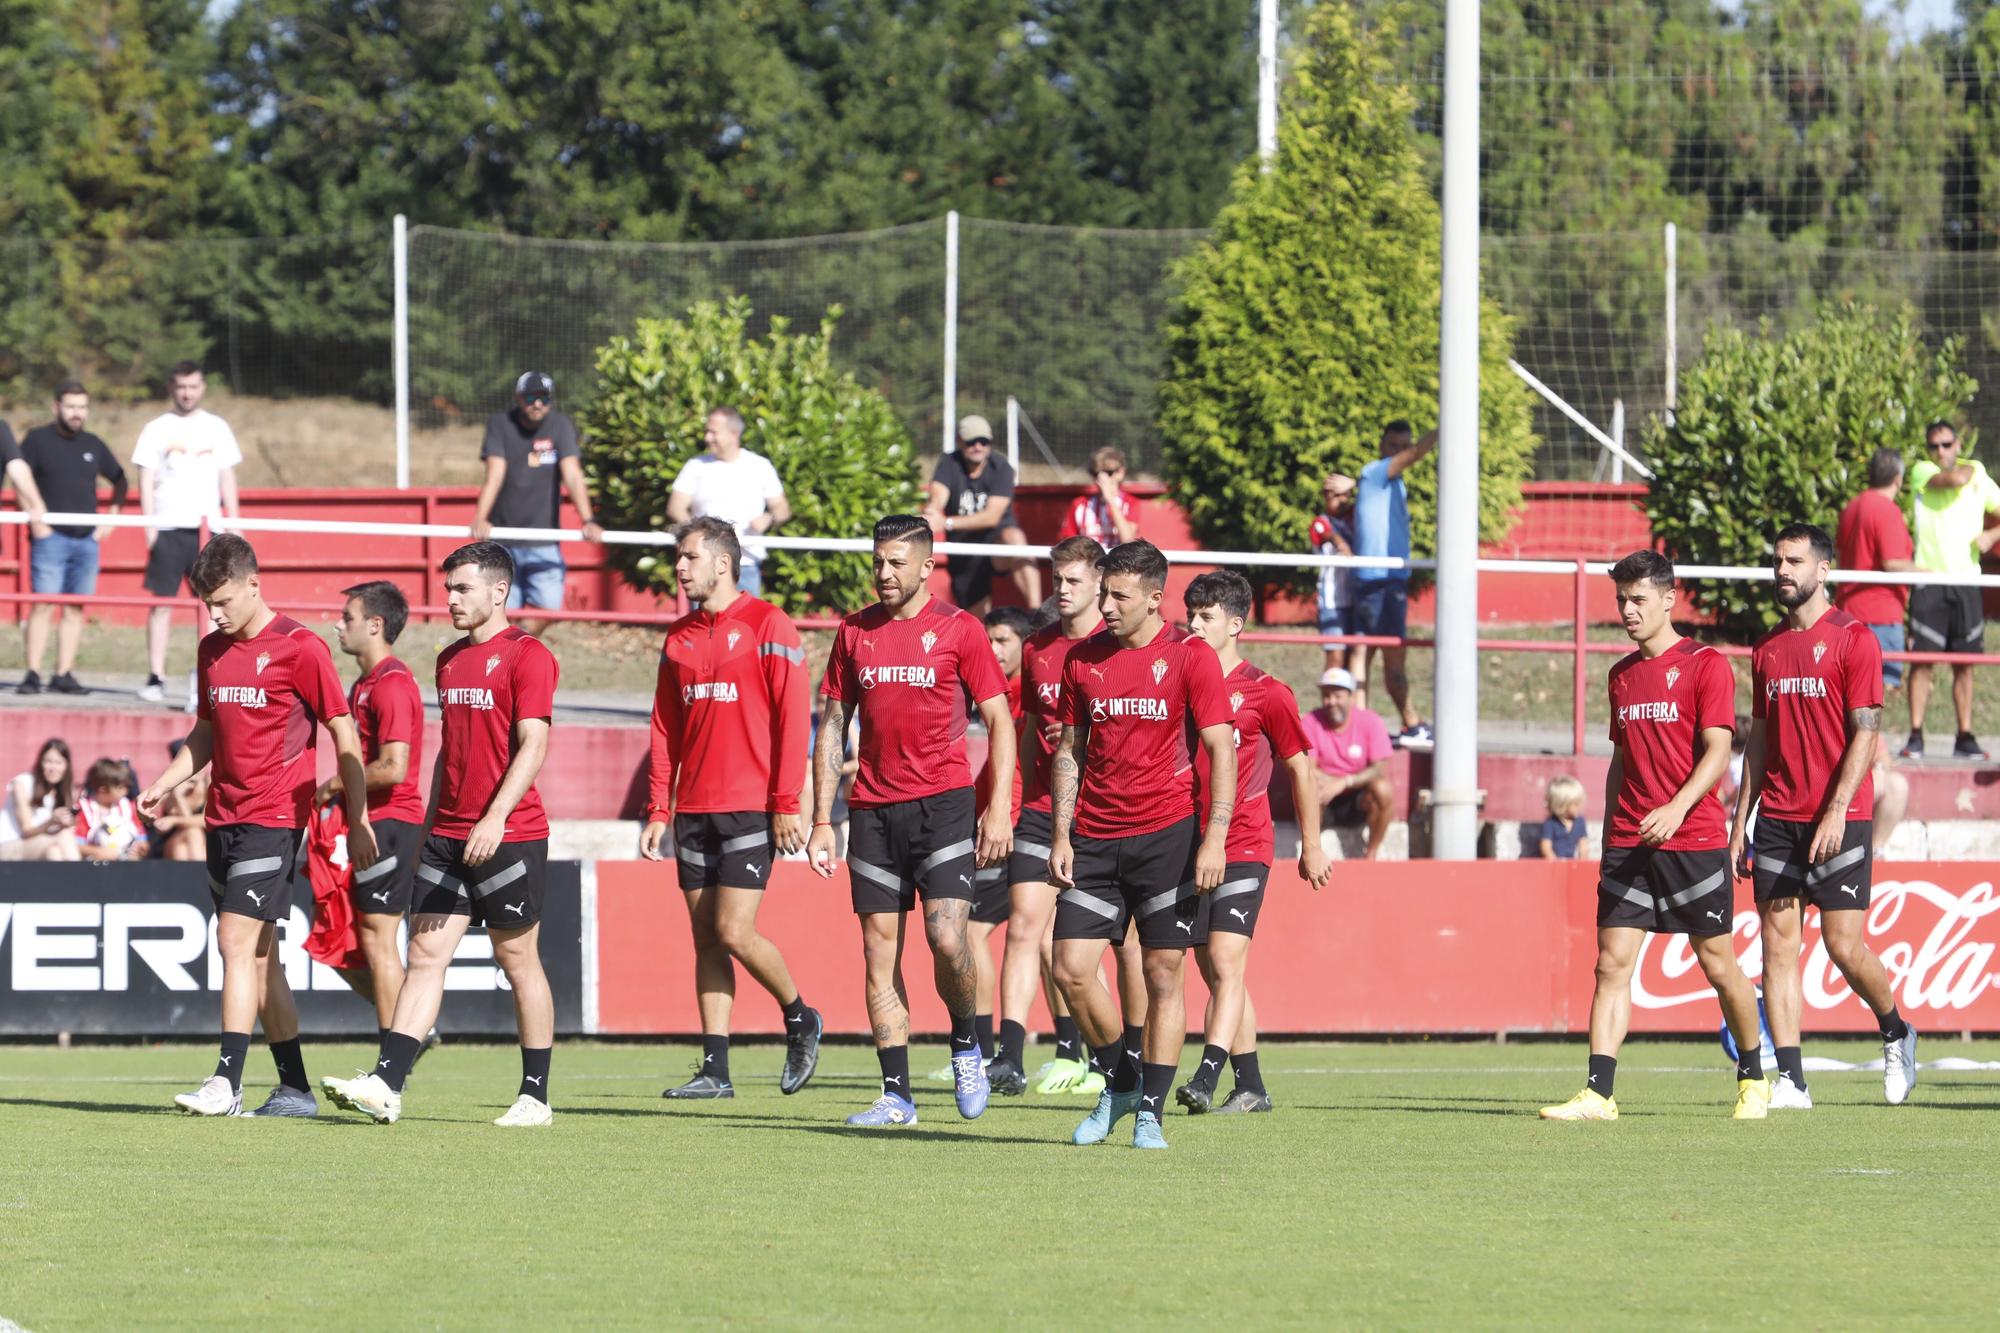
[704,1112,1062,1147]
[0,1096,173,1116]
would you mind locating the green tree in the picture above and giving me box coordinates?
[1643,300,1976,637]
[1156,4,1537,579]
[583,297,921,616]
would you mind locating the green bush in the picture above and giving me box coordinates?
[582,297,922,616]
[1155,3,1537,580]
[1643,299,1977,639]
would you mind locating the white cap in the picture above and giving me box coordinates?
[1319,667,1357,691]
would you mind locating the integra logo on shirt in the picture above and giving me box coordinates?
[859,665,936,689]
[208,686,268,708]
[1766,677,1830,701]
[1036,682,1061,707]
[682,682,740,704]
[443,687,497,709]
[1617,701,1681,725]
[1089,696,1169,722]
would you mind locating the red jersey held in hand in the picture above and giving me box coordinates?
[199,615,348,828]
[432,626,559,841]
[1060,623,1231,839]
[975,672,1024,824]
[1752,608,1881,823]
[350,656,425,823]
[1605,638,1735,850]
[647,593,810,819]
[1196,660,1309,864]
[1019,620,1099,815]
[821,597,1007,809]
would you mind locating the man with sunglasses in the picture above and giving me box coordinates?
[470,371,605,636]
[1901,420,2000,760]
[923,414,1040,614]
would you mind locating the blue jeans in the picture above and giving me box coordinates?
[737,558,763,596]
[1868,621,1905,690]
[501,542,566,610]
[30,532,100,596]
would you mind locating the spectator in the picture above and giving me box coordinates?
[1351,420,1437,749]
[665,405,788,597]
[0,737,80,862]
[1301,666,1394,860]
[148,737,208,862]
[1836,447,1918,708]
[1308,472,1358,671]
[470,370,605,634]
[922,414,1042,613]
[1058,445,1141,551]
[132,361,241,704]
[1902,419,2000,760]
[1535,775,1592,860]
[76,757,147,862]
[18,382,126,696]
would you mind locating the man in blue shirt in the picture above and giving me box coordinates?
[1351,420,1436,750]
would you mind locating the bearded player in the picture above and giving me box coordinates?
[1540,551,1769,1122]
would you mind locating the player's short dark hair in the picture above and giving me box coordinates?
[1382,419,1413,438]
[1185,569,1254,622]
[707,405,744,433]
[1048,535,1103,572]
[676,515,742,577]
[54,380,86,400]
[1866,447,1905,488]
[1098,539,1169,593]
[1774,522,1835,564]
[984,606,1035,640]
[342,580,409,644]
[189,533,259,595]
[1608,550,1674,592]
[873,514,933,549]
[169,360,202,380]
[86,757,129,793]
[1926,420,1956,441]
[441,540,515,585]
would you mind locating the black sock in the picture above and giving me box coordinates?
[996,1019,1027,1069]
[1120,1025,1144,1087]
[1774,1045,1807,1092]
[375,1030,423,1093]
[1091,1039,1138,1093]
[780,995,810,1028]
[519,1046,552,1103]
[701,1034,731,1083]
[1231,1050,1266,1095]
[377,1027,390,1046]
[877,1045,911,1100]
[215,1031,252,1092]
[949,1012,980,1056]
[1140,1062,1176,1118]
[1587,1053,1616,1098]
[1735,1046,1763,1081]
[1192,1043,1229,1091]
[1053,1015,1081,1061]
[269,1036,309,1093]
[1876,1006,1909,1043]
[974,1013,995,1061]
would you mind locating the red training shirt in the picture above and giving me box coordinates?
[1751,607,1881,822]
[647,593,809,820]
[975,671,1024,824]
[1019,620,1100,815]
[350,656,425,824]
[199,616,348,829]
[1196,659,1310,864]
[820,597,1007,809]
[1605,638,1735,850]
[432,626,559,841]
[1060,623,1231,839]
[1834,489,1913,625]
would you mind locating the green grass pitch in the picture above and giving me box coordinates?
[2,1039,1994,1328]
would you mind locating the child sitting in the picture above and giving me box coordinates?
[1536,775,1592,860]
[77,757,149,862]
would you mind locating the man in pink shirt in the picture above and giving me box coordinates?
[1300,667,1394,859]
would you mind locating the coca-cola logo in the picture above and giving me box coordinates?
[1632,879,2000,1013]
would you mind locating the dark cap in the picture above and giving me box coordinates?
[515,371,555,399]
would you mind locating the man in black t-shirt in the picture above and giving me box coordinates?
[921,414,1042,613]
[18,383,125,695]
[469,371,604,635]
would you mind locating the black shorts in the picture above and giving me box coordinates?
[1194,862,1271,943]
[415,834,549,928]
[1326,788,1369,827]
[847,787,978,915]
[142,528,202,598]
[1054,815,1202,949]
[1909,584,1982,657]
[971,864,1011,924]
[1597,845,1734,937]
[949,552,996,609]
[351,817,421,915]
[206,824,305,922]
[1008,807,1055,886]
[1753,816,1873,911]
[674,811,773,891]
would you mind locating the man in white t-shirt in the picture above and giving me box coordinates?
[665,407,789,595]
[131,362,242,703]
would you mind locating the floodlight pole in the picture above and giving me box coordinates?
[943,210,960,454]
[392,213,410,490]
[1432,0,1481,859]
[1258,0,1278,166]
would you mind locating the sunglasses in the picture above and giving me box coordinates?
[522,394,551,405]
[1095,467,1124,477]
[1928,439,1956,451]
[962,437,992,447]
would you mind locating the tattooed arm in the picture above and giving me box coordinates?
[1809,704,1880,865]
[1048,723,1083,887]
[806,699,851,878]
[1193,721,1236,891]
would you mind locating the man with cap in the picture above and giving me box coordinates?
[470,371,603,635]
[1299,666,1395,860]
[666,406,789,597]
[921,414,1041,614]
